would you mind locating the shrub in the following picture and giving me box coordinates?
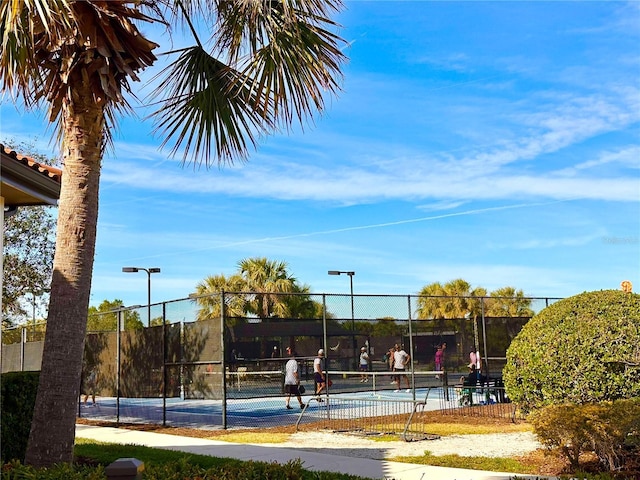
[503,289,640,411]
[530,399,640,473]
[1,460,105,479]
[529,403,591,470]
[0,457,366,479]
[1,371,40,463]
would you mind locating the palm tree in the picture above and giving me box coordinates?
[1,0,346,467]
[283,282,320,319]
[486,286,534,317]
[416,279,487,360]
[238,257,296,319]
[193,273,246,321]
[486,286,534,344]
[192,272,246,343]
[416,281,448,320]
[417,279,482,321]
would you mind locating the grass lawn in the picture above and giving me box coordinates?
[75,412,565,478]
[71,439,371,480]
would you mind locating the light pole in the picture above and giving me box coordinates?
[122,267,161,326]
[328,270,356,368]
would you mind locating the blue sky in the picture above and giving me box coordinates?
[2,1,639,310]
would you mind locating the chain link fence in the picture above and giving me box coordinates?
[2,293,559,431]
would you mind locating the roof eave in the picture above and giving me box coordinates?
[1,145,62,207]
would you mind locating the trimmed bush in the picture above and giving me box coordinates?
[530,398,640,473]
[1,371,40,463]
[503,289,640,411]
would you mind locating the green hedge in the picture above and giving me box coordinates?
[503,289,640,411]
[1,371,40,462]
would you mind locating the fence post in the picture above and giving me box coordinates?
[481,297,489,378]
[221,291,227,429]
[162,302,167,427]
[443,368,449,401]
[179,320,185,400]
[116,308,122,425]
[407,295,415,400]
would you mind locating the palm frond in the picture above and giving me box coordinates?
[1,0,158,149]
[214,0,346,126]
[0,0,72,101]
[215,0,343,57]
[150,45,272,166]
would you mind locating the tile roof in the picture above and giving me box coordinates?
[1,144,62,182]
[1,143,62,206]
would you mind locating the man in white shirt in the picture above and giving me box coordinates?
[314,349,327,396]
[284,347,304,409]
[359,347,370,382]
[392,343,411,392]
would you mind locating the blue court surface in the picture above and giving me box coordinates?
[78,387,446,429]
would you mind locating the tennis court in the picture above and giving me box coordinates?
[78,384,447,430]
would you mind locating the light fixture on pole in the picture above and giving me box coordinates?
[328,270,356,368]
[122,267,161,326]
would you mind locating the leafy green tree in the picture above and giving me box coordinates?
[2,141,57,328]
[1,0,346,467]
[354,320,374,336]
[87,299,144,331]
[371,317,403,336]
[503,289,640,412]
[2,206,55,326]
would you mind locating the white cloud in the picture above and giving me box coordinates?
[555,146,640,176]
[99,76,640,204]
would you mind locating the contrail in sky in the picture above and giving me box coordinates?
[215,200,570,246]
[124,199,571,262]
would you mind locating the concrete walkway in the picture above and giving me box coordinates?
[75,424,550,480]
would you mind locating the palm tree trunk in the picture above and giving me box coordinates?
[25,87,103,467]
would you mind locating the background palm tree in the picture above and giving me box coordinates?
[238,257,296,319]
[485,287,535,350]
[284,283,322,319]
[1,0,346,467]
[416,281,448,320]
[486,286,534,317]
[416,279,487,361]
[416,279,483,322]
[193,273,247,321]
[192,273,246,343]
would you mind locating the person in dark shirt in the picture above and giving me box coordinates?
[464,364,487,386]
